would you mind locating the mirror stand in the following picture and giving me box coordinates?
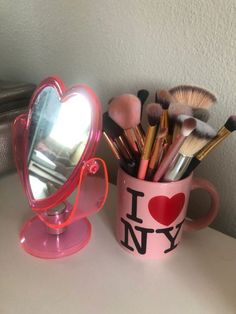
[19,159,108,259]
[20,202,92,259]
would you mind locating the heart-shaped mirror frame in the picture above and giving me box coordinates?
[23,76,102,210]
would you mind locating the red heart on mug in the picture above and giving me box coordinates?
[148,193,185,226]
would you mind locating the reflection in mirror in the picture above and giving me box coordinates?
[28,86,91,200]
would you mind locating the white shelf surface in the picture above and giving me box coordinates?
[0,173,236,314]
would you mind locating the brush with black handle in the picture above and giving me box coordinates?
[181,115,236,179]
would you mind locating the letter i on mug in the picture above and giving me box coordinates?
[116,168,219,259]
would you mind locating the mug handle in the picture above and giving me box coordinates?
[184,177,220,232]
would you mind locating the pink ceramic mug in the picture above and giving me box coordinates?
[116,168,219,259]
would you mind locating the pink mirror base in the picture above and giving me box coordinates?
[20,215,91,259]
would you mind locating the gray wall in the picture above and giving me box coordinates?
[0,0,236,237]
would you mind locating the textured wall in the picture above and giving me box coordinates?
[0,0,236,237]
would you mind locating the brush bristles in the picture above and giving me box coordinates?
[161,100,170,110]
[169,85,217,109]
[181,118,197,137]
[177,115,216,139]
[225,115,236,132]
[156,96,170,110]
[146,103,162,126]
[179,135,210,156]
[158,90,174,103]
[137,89,149,106]
[193,108,210,122]
[108,94,141,129]
[168,102,193,119]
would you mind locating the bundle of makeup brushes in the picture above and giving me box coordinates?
[103,86,236,182]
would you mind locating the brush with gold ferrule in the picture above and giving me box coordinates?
[145,127,168,180]
[137,103,162,180]
[182,115,236,179]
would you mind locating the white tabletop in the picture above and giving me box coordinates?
[0,173,236,314]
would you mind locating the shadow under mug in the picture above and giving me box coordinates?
[116,167,219,259]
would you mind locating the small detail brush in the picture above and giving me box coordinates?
[153,117,196,182]
[136,89,149,141]
[137,103,162,180]
[182,115,236,178]
[163,116,217,182]
[137,89,149,116]
[169,85,217,109]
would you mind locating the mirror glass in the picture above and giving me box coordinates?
[28,86,92,200]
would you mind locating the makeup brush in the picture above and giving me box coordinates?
[158,89,174,103]
[153,117,196,182]
[137,89,149,139]
[137,103,162,179]
[108,94,144,152]
[169,102,193,118]
[193,108,210,122]
[163,116,217,182]
[102,131,138,176]
[102,112,135,161]
[182,115,236,179]
[169,102,193,141]
[137,89,149,116]
[145,127,168,180]
[169,85,217,109]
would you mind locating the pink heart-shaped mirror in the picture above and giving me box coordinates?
[23,76,101,210]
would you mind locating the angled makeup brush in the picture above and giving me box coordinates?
[169,102,193,141]
[153,117,196,182]
[103,112,135,161]
[145,127,168,180]
[137,103,162,179]
[163,116,217,182]
[169,85,217,109]
[108,94,144,152]
[182,115,236,178]
[193,108,210,122]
